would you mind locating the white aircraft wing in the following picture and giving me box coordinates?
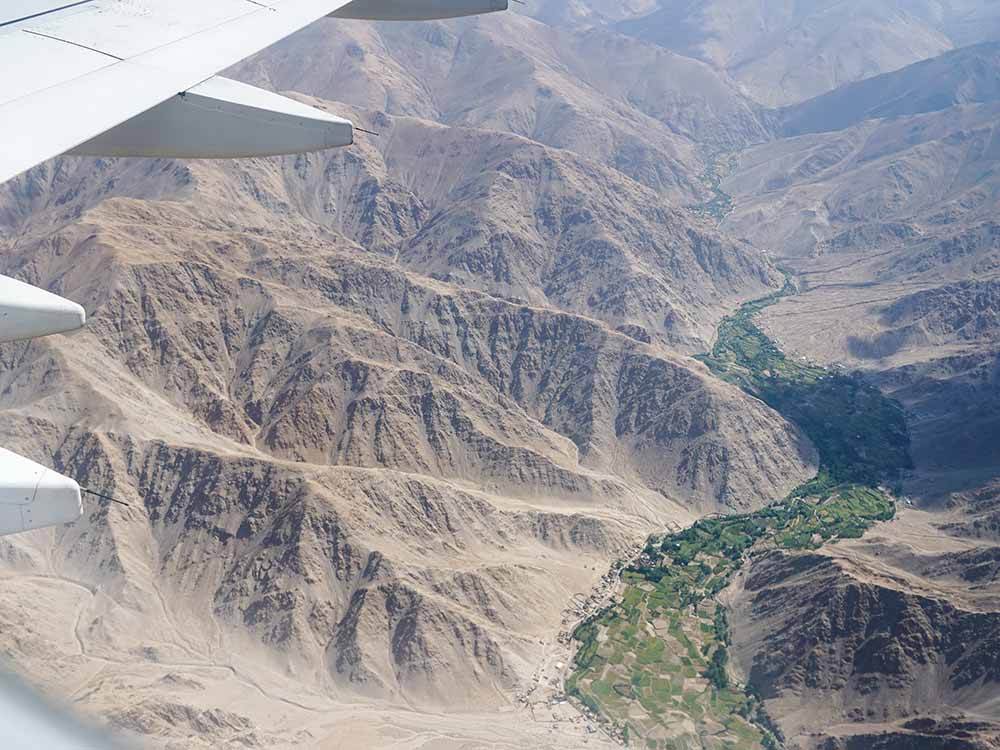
[0,0,506,184]
[0,0,355,184]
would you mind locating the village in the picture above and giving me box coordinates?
[511,530,680,747]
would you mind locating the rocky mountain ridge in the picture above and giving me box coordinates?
[727,509,1000,750]
[776,41,1000,137]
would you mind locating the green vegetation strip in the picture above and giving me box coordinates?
[568,277,911,749]
[696,273,912,488]
[691,152,737,223]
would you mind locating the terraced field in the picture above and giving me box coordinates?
[568,573,763,749]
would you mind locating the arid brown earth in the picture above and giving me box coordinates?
[2,3,1000,749]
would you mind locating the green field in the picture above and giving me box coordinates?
[568,575,768,749]
[568,486,894,748]
[568,276,911,748]
[691,153,737,223]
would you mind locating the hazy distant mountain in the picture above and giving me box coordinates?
[613,0,1000,106]
[778,41,1000,136]
[724,101,1000,257]
[946,0,1000,45]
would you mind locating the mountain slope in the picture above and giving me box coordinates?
[723,101,1000,258]
[615,0,957,106]
[726,508,1000,749]
[231,12,770,198]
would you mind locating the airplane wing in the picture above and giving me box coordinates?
[0,0,506,538]
[0,0,506,185]
[0,0,351,184]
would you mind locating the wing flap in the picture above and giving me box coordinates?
[332,0,506,21]
[72,76,354,158]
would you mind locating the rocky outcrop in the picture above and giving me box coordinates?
[728,541,1000,749]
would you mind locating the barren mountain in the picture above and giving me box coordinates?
[617,0,951,106]
[0,94,813,747]
[723,101,1000,258]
